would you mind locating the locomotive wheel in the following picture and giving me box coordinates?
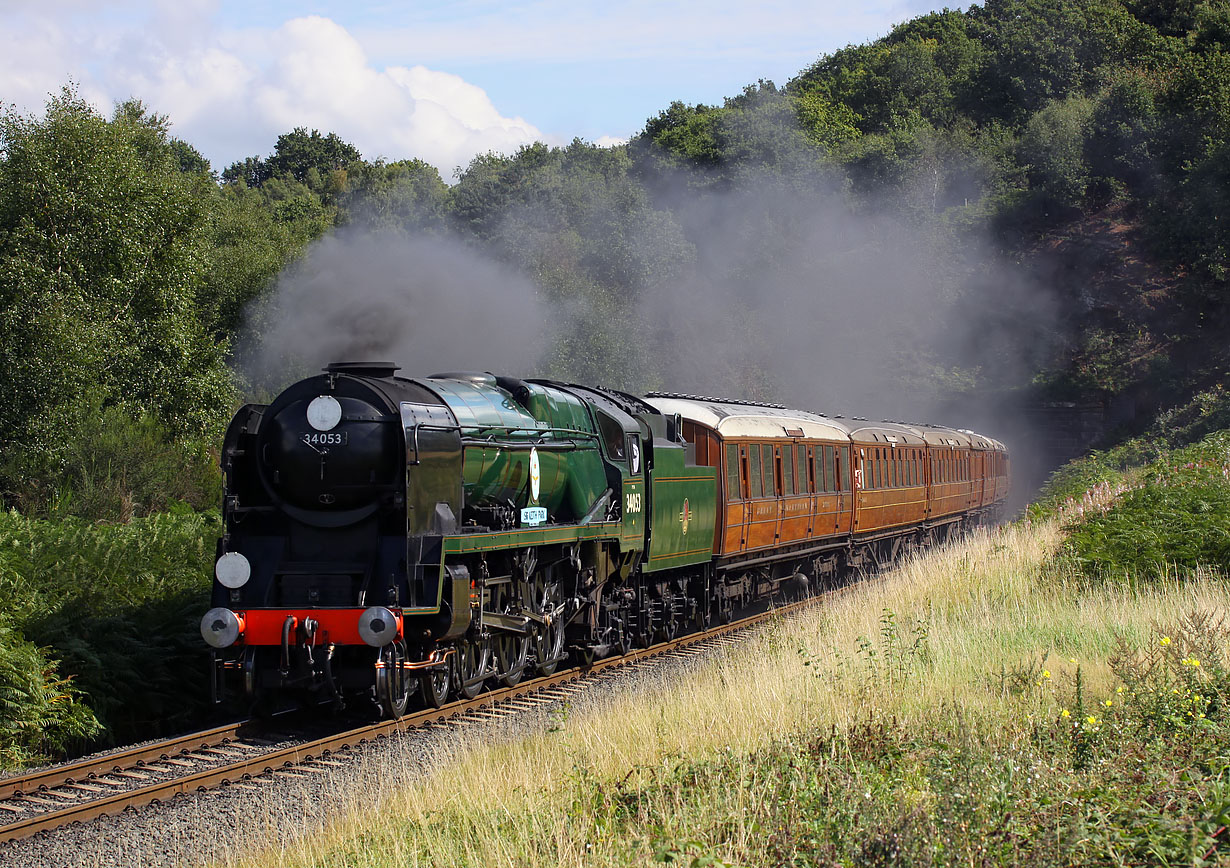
[455,637,489,699]
[495,632,529,687]
[492,583,529,688]
[419,661,450,708]
[532,574,565,676]
[377,640,411,719]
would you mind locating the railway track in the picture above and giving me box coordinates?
[0,594,818,846]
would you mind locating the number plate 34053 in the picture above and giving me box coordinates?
[301,431,348,446]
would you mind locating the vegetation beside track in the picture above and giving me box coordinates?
[225,446,1230,868]
[0,509,216,765]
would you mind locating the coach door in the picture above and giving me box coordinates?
[723,443,748,553]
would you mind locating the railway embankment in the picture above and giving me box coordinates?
[214,429,1230,867]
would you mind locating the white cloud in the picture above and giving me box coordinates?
[1,6,548,177]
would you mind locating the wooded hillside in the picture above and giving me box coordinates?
[0,0,1227,758]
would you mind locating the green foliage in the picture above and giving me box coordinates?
[340,158,448,233]
[1057,432,1230,579]
[638,102,727,170]
[197,182,323,340]
[222,127,360,191]
[0,509,218,746]
[1016,95,1096,220]
[1111,611,1230,732]
[0,619,101,768]
[1030,388,1230,521]
[0,88,235,469]
[453,140,693,304]
[1,398,221,521]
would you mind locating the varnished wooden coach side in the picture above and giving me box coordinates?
[645,396,1010,574]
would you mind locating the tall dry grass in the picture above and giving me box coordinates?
[220,520,1230,867]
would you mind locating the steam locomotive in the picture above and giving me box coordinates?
[202,362,1009,717]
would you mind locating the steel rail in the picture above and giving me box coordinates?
[0,720,258,802]
[0,595,817,845]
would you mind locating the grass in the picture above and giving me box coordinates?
[216,515,1230,868]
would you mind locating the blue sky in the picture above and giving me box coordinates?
[2,1,966,176]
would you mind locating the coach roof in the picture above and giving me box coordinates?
[644,395,853,442]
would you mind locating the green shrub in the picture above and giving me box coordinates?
[0,509,218,747]
[1027,450,1131,521]
[1,398,222,522]
[1056,431,1230,580]
[0,619,100,768]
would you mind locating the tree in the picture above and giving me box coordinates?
[221,155,269,187]
[265,127,361,185]
[340,158,448,233]
[0,89,234,481]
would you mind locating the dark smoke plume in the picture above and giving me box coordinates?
[238,231,546,391]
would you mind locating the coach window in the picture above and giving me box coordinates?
[892,451,900,488]
[764,446,778,497]
[796,446,808,495]
[725,444,741,500]
[783,444,796,495]
[749,444,763,497]
[820,445,832,492]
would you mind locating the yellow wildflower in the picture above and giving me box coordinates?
[1086,715,1099,726]
[1060,709,1070,719]
[1160,636,1172,646]
[1042,670,1051,679]
[1069,657,1077,664]
[1116,686,1124,694]
[1104,699,1113,708]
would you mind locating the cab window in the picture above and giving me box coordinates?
[595,410,625,462]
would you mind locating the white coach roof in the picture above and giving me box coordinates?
[645,395,853,442]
